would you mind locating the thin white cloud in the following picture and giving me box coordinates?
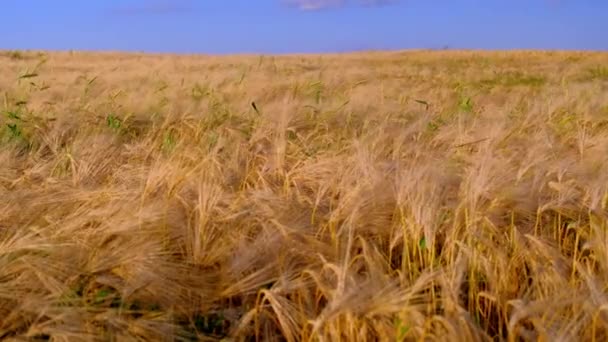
[284,0,397,11]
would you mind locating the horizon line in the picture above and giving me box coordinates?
[1,47,606,58]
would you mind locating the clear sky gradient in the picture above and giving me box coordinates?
[1,0,606,54]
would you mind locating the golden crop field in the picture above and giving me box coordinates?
[1,49,608,341]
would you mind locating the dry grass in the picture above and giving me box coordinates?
[1,49,608,341]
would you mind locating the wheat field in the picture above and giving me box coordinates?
[1,49,608,341]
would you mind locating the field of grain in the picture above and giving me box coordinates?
[1,49,608,341]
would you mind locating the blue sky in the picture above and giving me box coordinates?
[1,0,606,54]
